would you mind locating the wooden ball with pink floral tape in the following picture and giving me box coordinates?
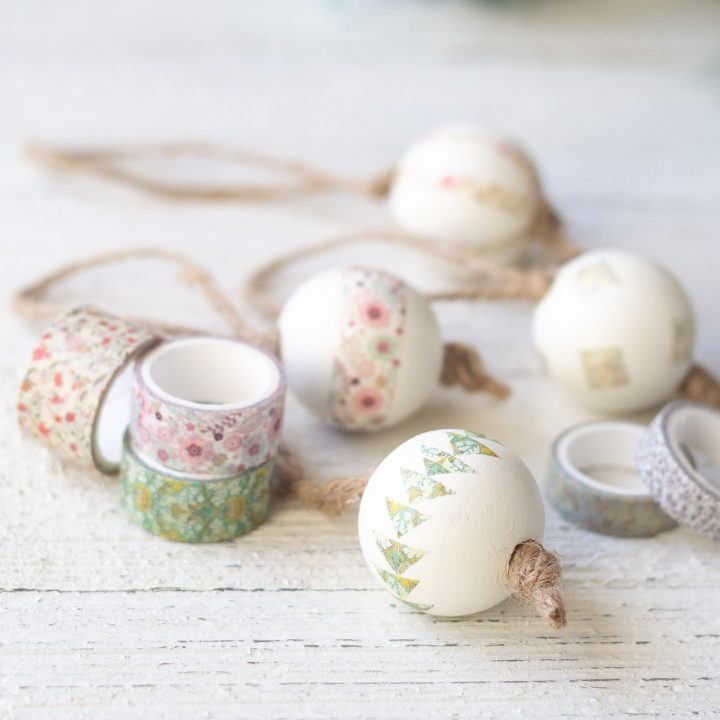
[278,266,443,431]
[389,125,544,258]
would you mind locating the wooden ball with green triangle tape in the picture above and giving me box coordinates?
[358,428,568,627]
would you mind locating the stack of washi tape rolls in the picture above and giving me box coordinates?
[18,307,285,542]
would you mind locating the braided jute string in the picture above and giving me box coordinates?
[27,140,581,302]
[12,246,273,348]
[242,228,575,319]
[25,141,394,202]
[506,540,566,629]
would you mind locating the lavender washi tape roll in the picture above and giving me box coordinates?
[18,306,159,474]
[130,336,285,477]
[636,400,720,540]
[547,420,676,538]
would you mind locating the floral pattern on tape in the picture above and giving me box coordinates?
[326,267,408,430]
[131,376,284,477]
[121,450,272,543]
[17,307,155,470]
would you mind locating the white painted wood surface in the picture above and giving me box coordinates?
[2,1,720,717]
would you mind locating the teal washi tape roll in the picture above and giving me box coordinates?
[546,420,676,538]
[120,434,272,543]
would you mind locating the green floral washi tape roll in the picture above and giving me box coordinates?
[546,420,676,538]
[120,434,271,543]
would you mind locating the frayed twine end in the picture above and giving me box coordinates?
[506,539,566,629]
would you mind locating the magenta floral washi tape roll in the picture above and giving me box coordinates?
[17,306,159,474]
[130,336,285,477]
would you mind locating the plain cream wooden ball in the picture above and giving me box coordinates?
[389,124,543,257]
[358,429,545,616]
[278,266,443,431]
[533,249,695,413]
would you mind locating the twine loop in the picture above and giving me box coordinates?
[25,141,394,203]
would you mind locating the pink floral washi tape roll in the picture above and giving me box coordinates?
[18,306,159,473]
[130,336,286,477]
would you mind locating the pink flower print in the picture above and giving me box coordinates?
[38,422,51,437]
[32,344,50,362]
[223,434,243,452]
[185,422,195,432]
[53,372,63,387]
[157,427,173,444]
[352,388,384,415]
[179,436,214,467]
[138,426,152,445]
[157,449,169,462]
[65,412,75,423]
[248,443,260,457]
[359,297,390,328]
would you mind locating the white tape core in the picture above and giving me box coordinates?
[668,405,720,495]
[94,362,133,468]
[557,421,649,496]
[141,336,280,410]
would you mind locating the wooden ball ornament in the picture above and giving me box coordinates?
[389,125,544,257]
[533,249,695,413]
[358,428,566,627]
[278,266,444,431]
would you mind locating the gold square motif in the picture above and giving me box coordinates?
[581,348,629,388]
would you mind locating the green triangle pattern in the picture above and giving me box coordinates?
[375,532,425,574]
[375,566,419,598]
[421,445,476,475]
[401,468,454,504]
[447,431,499,458]
[385,497,427,537]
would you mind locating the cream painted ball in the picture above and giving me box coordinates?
[389,125,543,257]
[278,266,443,431]
[358,429,545,616]
[533,249,695,413]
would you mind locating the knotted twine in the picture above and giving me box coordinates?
[12,247,512,511]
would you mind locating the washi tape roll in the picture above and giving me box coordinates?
[636,400,720,540]
[547,420,676,537]
[120,433,271,542]
[18,306,158,474]
[130,336,285,477]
